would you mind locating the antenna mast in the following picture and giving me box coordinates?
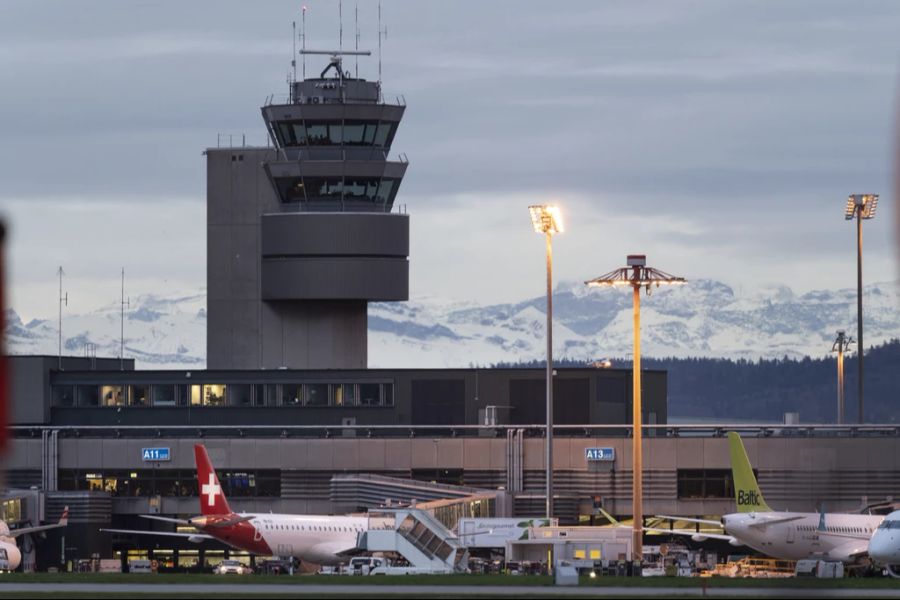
[292,19,297,85]
[339,0,343,54]
[355,3,360,78]
[302,5,307,79]
[378,1,385,84]
[120,267,130,370]
[57,266,67,370]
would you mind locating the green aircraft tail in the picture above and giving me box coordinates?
[727,431,772,513]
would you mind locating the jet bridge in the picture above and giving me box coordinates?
[357,508,468,573]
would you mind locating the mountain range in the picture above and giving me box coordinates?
[6,279,898,369]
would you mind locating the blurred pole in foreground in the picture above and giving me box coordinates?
[0,219,8,481]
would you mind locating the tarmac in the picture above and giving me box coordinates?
[1,583,899,598]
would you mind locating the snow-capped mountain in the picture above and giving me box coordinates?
[6,280,898,369]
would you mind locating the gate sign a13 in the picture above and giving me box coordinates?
[585,447,615,462]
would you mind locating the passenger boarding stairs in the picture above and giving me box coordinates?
[358,508,468,573]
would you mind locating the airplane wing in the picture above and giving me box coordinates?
[310,540,360,558]
[644,526,739,544]
[206,515,256,528]
[139,515,191,525]
[9,506,68,538]
[99,528,215,541]
[654,515,723,527]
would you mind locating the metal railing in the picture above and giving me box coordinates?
[215,133,273,149]
[9,423,900,439]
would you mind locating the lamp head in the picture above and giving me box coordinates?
[845,194,878,220]
[529,204,564,235]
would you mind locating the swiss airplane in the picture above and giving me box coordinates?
[0,507,68,571]
[102,445,368,565]
[650,432,883,564]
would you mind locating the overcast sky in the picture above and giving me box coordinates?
[2,0,898,321]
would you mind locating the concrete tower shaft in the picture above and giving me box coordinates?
[207,54,409,370]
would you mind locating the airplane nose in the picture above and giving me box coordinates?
[869,533,888,563]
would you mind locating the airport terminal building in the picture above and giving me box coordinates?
[5,355,900,571]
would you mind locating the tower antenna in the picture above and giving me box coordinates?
[120,267,130,370]
[301,5,307,79]
[292,19,297,86]
[339,0,343,54]
[355,3,360,78]
[57,266,67,370]
[378,1,386,85]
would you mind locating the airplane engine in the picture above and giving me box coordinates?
[691,534,708,542]
[0,541,22,571]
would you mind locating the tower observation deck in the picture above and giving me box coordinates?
[207,52,409,369]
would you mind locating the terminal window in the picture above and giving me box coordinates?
[101,385,125,407]
[677,469,741,499]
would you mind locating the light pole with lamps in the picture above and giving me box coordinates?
[528,204,563,522]
[586,255,685,563]
[844,193,878,423]
[832,330,854,425]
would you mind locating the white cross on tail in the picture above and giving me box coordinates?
[202,473,221,507]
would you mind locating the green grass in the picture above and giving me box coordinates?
[1,572,898,588]
[1,572,553,586]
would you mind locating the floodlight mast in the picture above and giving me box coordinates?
[528,205,564,527]
[586,255,685,563]
[832,330,854,425]
[844,194,878,423]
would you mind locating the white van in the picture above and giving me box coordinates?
[348,556,385,575]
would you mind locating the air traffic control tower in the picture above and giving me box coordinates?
[206,52,408,369]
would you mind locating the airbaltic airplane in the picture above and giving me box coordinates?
[102,445,368,565]
[0,507,68,571]
[869,509,900,577]
[652,432,883,564]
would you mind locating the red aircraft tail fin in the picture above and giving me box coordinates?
[194,444,233,516]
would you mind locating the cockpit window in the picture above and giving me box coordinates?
[878,520,900,530]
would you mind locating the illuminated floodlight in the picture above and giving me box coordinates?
[529,204,564,235]
[845,194,878,220]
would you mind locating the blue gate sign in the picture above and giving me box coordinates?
[142,447,171,462]
[585,447,615,462]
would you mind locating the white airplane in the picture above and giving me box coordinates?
[0,507,68,571]
[102,444,367,565]
[869,509,900,577]
[651,432,882,564]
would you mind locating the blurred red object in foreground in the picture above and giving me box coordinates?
[0,219,7,455]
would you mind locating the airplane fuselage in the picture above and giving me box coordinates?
[200,513,369,565]
[723,511,882,563]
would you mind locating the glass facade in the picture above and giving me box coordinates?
[275,120,396,148]
[58,469,280,497]
[677,469,743,499]
[53,381,395,409]
[276,176,397,205]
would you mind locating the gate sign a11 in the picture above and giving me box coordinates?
[142,447,171,462]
